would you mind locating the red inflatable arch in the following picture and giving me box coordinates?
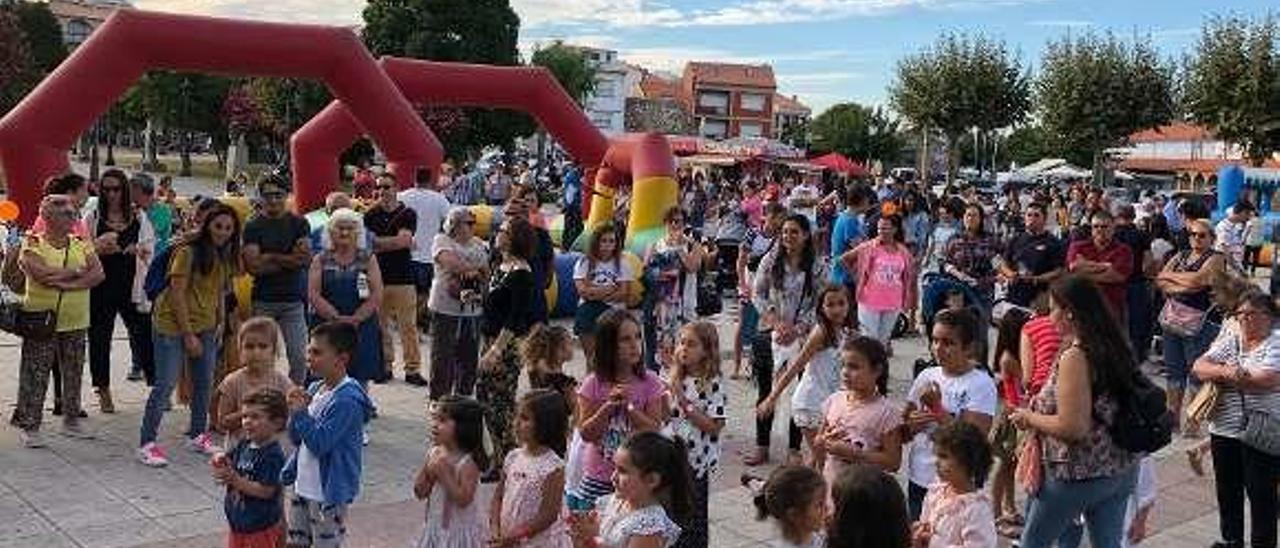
[0,10,441,225]
[292,58,610,212]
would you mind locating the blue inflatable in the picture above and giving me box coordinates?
[551,252,582,319]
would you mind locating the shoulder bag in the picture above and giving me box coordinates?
[0,244,70,340]
[1241,385,1280,456]
[1158,251,1213,337]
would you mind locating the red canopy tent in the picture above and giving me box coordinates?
[811,152,868,177]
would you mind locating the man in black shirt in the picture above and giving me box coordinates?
[1113,203,1155,361]
[998,202,1064,308]
[242,175,312,384]
[365,173,423,385]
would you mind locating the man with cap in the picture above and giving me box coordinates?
[1113,203,1155,361]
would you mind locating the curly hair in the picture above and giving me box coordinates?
[519,324,573,372]
[931,420,994,489]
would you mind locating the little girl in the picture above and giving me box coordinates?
[574,309,668,504]
[413,396,487,548]
[573,223,633,367]
[210,317,293,448]
[569,432,690,548]
[757,284,855,467]
[752,465,828,548]
[521,324,579,408]
[818,336,902,489]
[990,308,1030,537]
[668,321,727,548]
[491,390,572,547]
[912,421,997,548]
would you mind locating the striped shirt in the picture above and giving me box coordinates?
[1207,320,1280,439]
[1022,315,1062,400]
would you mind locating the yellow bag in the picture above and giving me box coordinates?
[1186,382,1220,426]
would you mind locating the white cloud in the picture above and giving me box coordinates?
[134,0,365,25]
[1028,19,1093,28]
[778,71,861,84]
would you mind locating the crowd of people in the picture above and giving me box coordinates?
[2,159,1276,548]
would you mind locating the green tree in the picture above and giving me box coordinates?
[11,0,65,74]
[0,6,31,117]
[889,33,1031,181]
[362,0,534,161]
[122,72,234,173]
[1037,32,1176,174]
[1184,14,1280,166]
[1002,125,1053,169]
[810,102,903,165]
[530,41,596,105]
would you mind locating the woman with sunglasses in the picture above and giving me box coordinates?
[1156,217,1227,433]
[83,169,155,412]
[427,207,490,400]
[643,206,705,373]
[1192,290,1280,548]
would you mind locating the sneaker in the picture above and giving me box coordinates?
[19,429,45,448]
[362,427,370,447]
[404,372,428,386]
[96,387,115,414]
[138,442,169,467]
[60,420,96,440]
[126,367,144,382]
[186,432,217,455]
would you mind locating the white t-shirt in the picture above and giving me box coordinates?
[905,366,997,487]
[295,377,355,502]
[572,256,634,306]
[398,187,451,264]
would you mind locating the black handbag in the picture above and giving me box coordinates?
[0,245,69,341]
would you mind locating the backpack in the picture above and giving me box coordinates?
[1106,369,1174,454]
[143,244,178,301]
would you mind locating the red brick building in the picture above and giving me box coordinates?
[679,62,776,139]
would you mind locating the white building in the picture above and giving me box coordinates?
[576,47,634,135]
[46,0,133,47]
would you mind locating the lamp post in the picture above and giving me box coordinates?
[179,77,192,177]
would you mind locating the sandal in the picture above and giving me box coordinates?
[741,447,769,467]
[1187,447,1206,477]
[997,522,1023,539]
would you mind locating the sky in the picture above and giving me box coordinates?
[131,0,1272,113]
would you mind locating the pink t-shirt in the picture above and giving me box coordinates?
[820,391,902,484]
[856,243,913,311]
[741,195,764,228]
[578,370,666,480]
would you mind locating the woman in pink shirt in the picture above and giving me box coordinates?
[843,215,916,355]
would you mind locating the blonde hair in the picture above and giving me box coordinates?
[678,321,721,379]
[520,324,573,371]
[1187,218,1213,237]
[238,316,281,359]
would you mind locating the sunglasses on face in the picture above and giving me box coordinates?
[261,191,286,200]
[377,184,396,191]
[1190,231,1211,238]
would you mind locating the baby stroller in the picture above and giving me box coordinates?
[919,272,988,341]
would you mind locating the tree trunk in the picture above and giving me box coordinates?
[919,129,931,183]
[143,119,160,170]
[179,131,192,177]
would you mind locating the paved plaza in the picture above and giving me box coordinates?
[0,302,1236,547]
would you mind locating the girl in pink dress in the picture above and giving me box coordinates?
[490,390,572,547]
[413,396,487,548]
[818,336,902,489]
[912,421,997,548]
[843,214,917,355]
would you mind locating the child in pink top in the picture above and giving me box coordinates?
[574,309,668,504]
[844,215,916,354]
[913,421,997,548]
[817,336,902,492]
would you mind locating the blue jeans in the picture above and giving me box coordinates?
[1020,465,1138,548]
[140,329,217,445]
[1164,320,1220,390]
[253,300,309,384]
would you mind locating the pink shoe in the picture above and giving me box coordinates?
[186,432,217,455]
[138,442,169,467]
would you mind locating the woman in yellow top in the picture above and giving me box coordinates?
[138,201,241,467]
[12,194,105,448]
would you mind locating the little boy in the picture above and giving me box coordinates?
[282,321,374,548]
[211,388,288,548]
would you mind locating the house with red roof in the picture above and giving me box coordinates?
[680,62,777,140]
[1119,122,1280,192]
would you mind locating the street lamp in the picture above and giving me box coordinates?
[180,76,192,177]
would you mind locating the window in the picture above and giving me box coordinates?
[740,93,766,112]
[595,81,616,98]
[698,92,729,115]
[740,122,764,138]
[701,119,728,139]
[65,19,91,45]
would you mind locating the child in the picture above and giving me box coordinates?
[573,223,633,367]
[282,321,375,548]
[1125,456,1157,548]
[212,317,294,448]
[490,390,572,547]
[668,321,727,548]
[904,309,997,521]
[912,421,997,548]
[990,308,1030,536]
[818,336,902,490]
[413,395,487,547]
[211,388,289,548]
[521,324,579,409]
[828,463,912,548]
[568,432,690,548]
[752,465,828,548]
[574,309,668,504]
[757,285,855,468]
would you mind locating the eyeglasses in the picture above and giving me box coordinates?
[1091,224,1112,230]
[377,185,396,191]
[261,191,286,200]
[1190,231,1211,239]
[1237,309,1269,320]
[667,217,685,224]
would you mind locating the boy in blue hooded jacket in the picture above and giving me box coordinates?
[283,321,374,547]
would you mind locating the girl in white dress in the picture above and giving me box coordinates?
[490,390,573,548]
[568,432,690,548]
[756,284,855,468]
[751,465,828,548]
[412,396,487,548]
